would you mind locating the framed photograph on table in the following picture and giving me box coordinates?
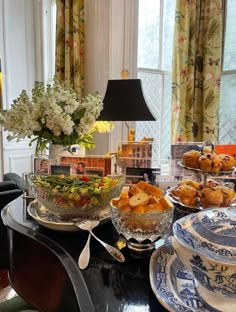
[32,156,49,174]
[125,167,160,185]
[85,168,104,177]
[50,164,72,176]
[60,155,113,176]
[76,161,86,174]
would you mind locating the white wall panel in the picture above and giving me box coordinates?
[0,0,43,177]
[85,0,129,155]
[8,152,33,176]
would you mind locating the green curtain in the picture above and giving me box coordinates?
[55,0,85,97]
[171,0,225,144]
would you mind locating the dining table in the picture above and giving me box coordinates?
[1,195,169,312]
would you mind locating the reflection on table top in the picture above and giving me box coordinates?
[2,196,168,312]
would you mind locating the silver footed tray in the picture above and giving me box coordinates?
[166,188,203,212]
[177,160,235,176]
[166,186,236,213]
[27,199,111,231]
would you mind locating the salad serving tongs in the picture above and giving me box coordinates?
[75,220,125,264]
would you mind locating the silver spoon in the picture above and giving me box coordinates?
[75,220,125,263]
[78,220,100,269]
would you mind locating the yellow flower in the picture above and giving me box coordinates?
[91,121,114,133]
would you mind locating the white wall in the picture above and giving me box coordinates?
[85,0,138,155]
[0,0,44,178]
[0,0,139,177]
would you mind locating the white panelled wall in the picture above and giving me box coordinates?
[0,0,138,178]
[85,0,138,155]
[0,0,44,179]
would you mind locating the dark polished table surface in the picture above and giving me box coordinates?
[1,196,169,312]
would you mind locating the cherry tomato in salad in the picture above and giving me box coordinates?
[80,176,90,182]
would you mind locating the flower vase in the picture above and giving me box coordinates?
[49,144,65,160]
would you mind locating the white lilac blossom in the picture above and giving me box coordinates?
[0,80,114,155]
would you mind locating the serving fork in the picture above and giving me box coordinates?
[75,220,125,264]
[78,220,100,269]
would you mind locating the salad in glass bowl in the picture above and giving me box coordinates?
[28,173,125,220]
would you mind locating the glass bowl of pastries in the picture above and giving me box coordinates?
[167,178,236,211]
[110,181,174,252]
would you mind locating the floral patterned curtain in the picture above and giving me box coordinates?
[55,0,85,97]
[0,71,2,109]
[171,0,225,144]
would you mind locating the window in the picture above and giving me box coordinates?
[137,0,176,164]
[137,0,236,164]
[219,0,236,143]
[43,0,57,83]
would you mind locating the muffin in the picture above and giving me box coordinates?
[212,155,223,172]
[199,187,224,208]
[218,154,235,171]
[182,150,201,169]
[202,146,215,154]
[178,179,200,190]
[175,184,199,207]
[220,186,235,206]
[198,153,222,172]
[200,179,220,189]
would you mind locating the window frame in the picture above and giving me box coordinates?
[42,0,56,84]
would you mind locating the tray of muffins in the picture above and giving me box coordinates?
[178,146,236,175]
[166,178,236,212]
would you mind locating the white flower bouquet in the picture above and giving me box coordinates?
[0,80,113,155]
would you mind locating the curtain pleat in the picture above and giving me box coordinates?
[171,0,226,144]
[55,0,85,97]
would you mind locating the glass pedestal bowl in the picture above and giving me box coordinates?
[28,174,125,220]
[110,199,174,252]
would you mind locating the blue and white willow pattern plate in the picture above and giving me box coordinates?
[149,242,216,312]
[173,208,236,263]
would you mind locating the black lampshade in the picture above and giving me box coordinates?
[98,79,156,121]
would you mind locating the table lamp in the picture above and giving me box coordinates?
[98,73,156,141]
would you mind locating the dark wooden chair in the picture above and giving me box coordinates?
[0,175,24,268]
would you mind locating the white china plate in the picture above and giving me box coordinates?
[149,241,216,312]
[177,160,235,175]
[27,199,111,231]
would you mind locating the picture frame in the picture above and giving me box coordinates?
[125,167,160,185]
[171,142,203,159]
[84,168,104,177]
[60,155,113,176]
[32,156,49,174]
[50,164,72,176]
